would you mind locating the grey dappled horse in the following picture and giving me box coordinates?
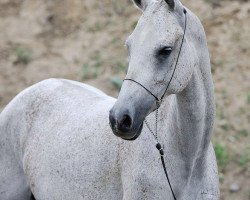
[0,0,219,199]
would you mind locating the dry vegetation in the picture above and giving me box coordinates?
[0,0,249,199]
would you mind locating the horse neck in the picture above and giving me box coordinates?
[177,67,214,159]
[158,61,215,179]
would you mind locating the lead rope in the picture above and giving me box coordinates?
[145,102,177,200]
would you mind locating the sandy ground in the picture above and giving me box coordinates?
[0,0,249,199]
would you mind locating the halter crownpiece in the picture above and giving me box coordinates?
[124,8,187,200]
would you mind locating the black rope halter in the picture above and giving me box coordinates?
[124,8,188,200]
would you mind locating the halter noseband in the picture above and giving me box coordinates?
[124,8,187,105]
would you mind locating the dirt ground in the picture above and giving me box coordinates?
[0,0,249,199]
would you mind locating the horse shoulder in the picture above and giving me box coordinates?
[0,78,115,163]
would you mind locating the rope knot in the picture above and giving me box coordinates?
[156,143,164,156]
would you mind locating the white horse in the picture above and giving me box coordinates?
[0,0,219,199]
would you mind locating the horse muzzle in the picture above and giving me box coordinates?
[109,108,143,141]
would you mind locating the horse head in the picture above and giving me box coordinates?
[109,0,198,140]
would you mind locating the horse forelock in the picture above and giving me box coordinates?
[149,0,177,15]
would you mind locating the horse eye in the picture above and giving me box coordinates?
[158,47,172,57]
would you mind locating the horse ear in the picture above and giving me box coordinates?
[164,0,175,10]
[132,0,148,11]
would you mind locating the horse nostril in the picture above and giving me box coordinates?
[120,114,132,131]
[109,108,133,134]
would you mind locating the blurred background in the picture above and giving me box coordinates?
[0,0,249,199]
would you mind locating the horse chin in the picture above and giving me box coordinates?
[120,123,143,141]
